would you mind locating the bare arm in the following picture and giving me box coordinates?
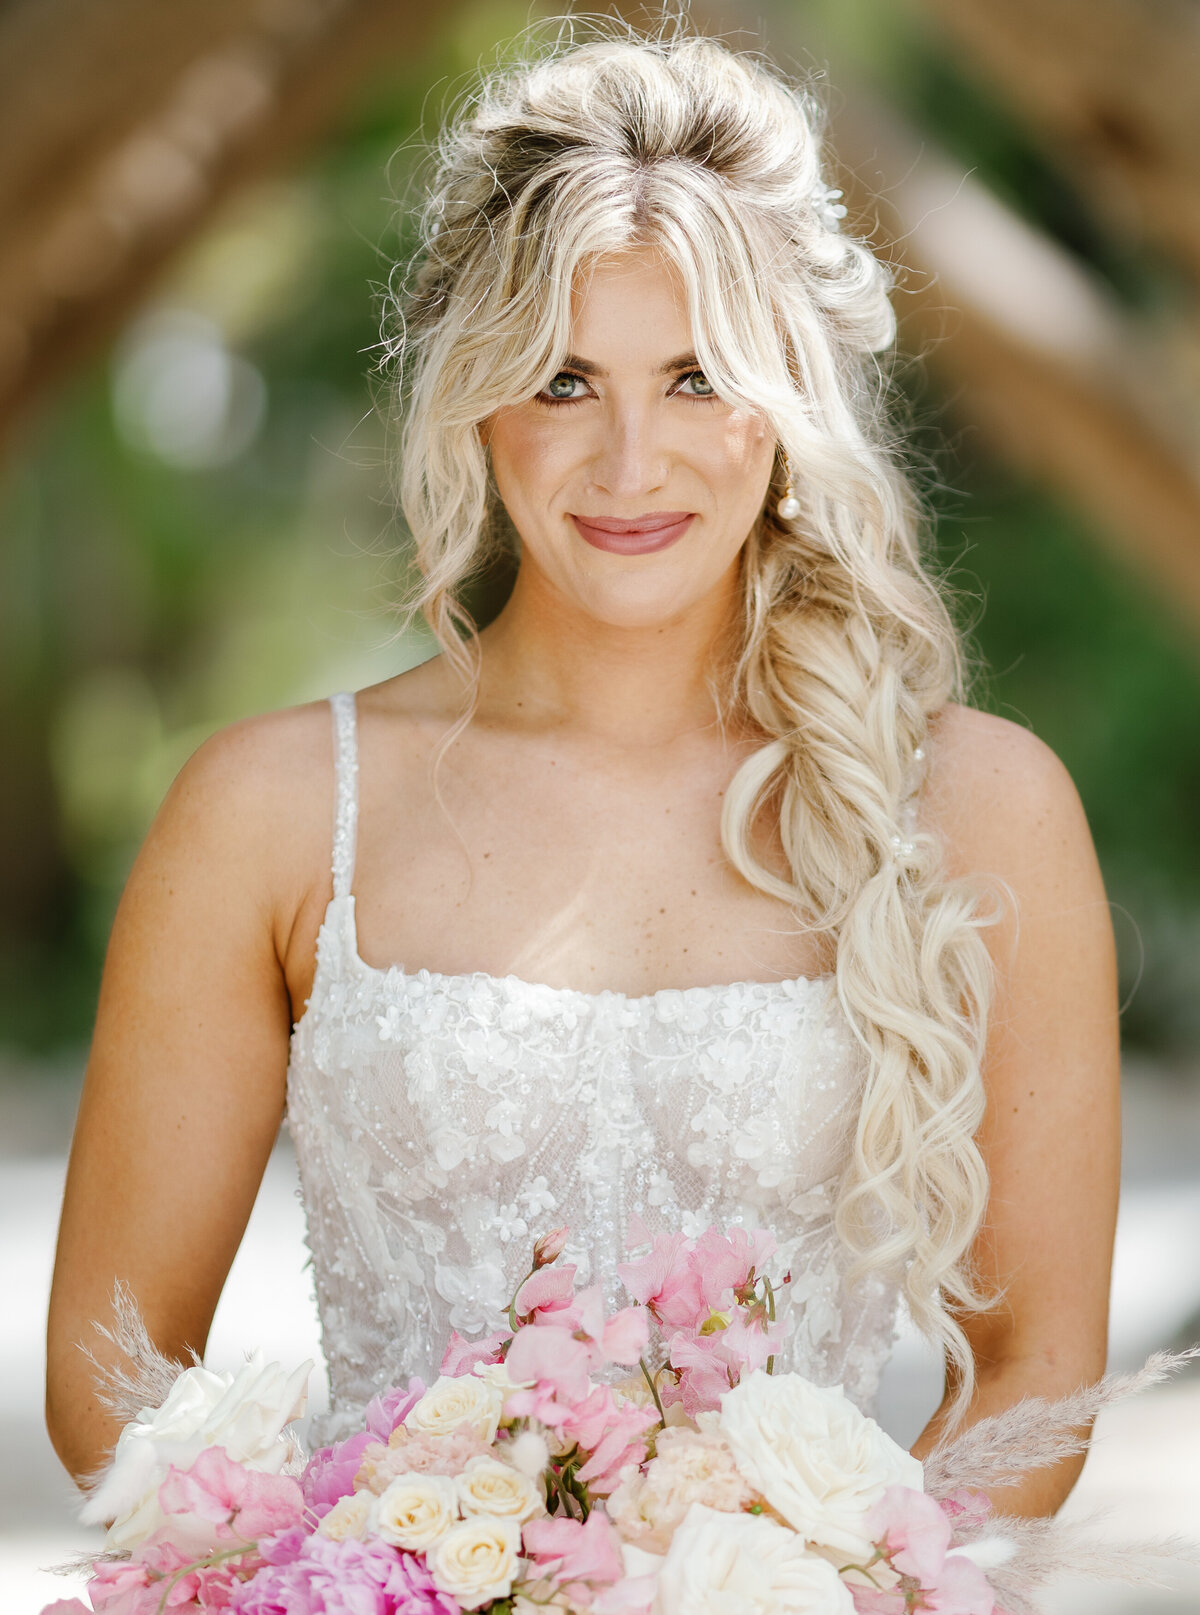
[911,706,1121,1516]
[45,708,325,1484]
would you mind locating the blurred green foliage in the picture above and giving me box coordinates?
[1,1,1197,1060]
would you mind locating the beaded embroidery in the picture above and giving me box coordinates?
[285,693,901,1443]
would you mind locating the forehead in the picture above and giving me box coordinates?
[567,246,693,369]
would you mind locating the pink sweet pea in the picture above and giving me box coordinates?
[938,1489,994,1535]
[617,1232,706,1333]
[523,1509,625,1586]
[514,1265,581,1324]
[692,1226,777,1309]
[158,1446,305,1545]
[868,1485,953,1585]
[505,1323,594,1408]
[442,1329,509,1375]
[563,1386,659,1495]
[921,1554,996,1614]
[601,1305,650,1367]
[661,1333,734,1418]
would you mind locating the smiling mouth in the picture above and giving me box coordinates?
[569,511,695,555]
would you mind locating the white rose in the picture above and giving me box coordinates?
[406,1373,504,1443]
[456,1455,543,1521]
[653,1503,854,1615]
[318,1490,373,1540]
[80,1352,311,1551]
[429,1514,521,1609]
[373,1472,459,1550]
[719,1369,923,1559]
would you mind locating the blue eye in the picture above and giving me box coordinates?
[540,372,588,403]
[678,371,717,399]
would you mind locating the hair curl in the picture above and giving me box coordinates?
[385,15,1000,1426]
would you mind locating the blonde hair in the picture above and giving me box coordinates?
[387,17,998,1425]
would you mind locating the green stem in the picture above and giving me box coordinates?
[639,1356,666,1424]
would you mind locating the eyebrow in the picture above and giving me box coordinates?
[560,351,701,378]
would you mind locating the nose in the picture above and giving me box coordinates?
[587,405,669,502]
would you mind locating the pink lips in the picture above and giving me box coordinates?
[570,511,695,555]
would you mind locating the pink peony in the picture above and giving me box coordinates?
[868,1485,953,1585]
[523,1509,625,1587]
[302,1430,375,1519]
[228,1533,461,1614]
[365,1380,426,1438]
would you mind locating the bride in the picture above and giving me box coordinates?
[45,24,1119,1522]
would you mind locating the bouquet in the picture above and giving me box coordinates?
[44,1223,1196,1615]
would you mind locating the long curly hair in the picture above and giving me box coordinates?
[385,16,999,1426]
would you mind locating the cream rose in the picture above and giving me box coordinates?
[456,1455,543,1522]
[429,1514,522,1609]
[79,1352,311,1551]
[719,1369,923,1560]
[653,1503,854,1615]
[317,1491,374,1540]
[374,1471,460,1550]
[406,1373,505,1443]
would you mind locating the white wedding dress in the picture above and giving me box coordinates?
[286,692,902,1446]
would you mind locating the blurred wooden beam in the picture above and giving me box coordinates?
[828,90,1200,629]
[910,0,1200,288]
[0,0,449,450]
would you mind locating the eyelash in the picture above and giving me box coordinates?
[534,370,719,408]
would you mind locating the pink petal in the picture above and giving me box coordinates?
[602,1306,650,1367]
[441,1329,510,1375]
[515,1265,579,1320]
[867,1484,952,1584]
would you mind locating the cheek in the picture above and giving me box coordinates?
[487,415,572,518]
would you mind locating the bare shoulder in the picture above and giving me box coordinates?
[138,698,339,931]
[921,702,1099,894]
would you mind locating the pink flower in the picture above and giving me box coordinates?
[850,1590,906,1614]
[661,1333,733,1418]
[229,1533,461,1614]
[692,1226,777,1310]
[562,1387,659,1495]
[514,1266,580,1324]
[920,1554,996,1614]
[39,1606,92,1615]
[158,1446,304,1544]
[601,1306,650,1367]
[441,1331,508,1376]
[365,1379,426,1437]
[868,1485,952,1584]
[939,1489,993,1536]
[301,1430,375,1518]
[533,1226,571,1267]
[617,1233,706,1333]
[505,1323,593,1408]
[523,1509,625,1587]
[357,1426,493,1492]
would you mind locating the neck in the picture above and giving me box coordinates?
[473,559,744,748]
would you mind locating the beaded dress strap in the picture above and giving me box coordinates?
[329,691,359,900]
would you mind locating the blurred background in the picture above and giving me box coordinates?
[1,0,1198,1606]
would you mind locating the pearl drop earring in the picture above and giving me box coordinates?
[776,453,801,521]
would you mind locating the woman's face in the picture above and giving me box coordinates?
[481,246,777,631]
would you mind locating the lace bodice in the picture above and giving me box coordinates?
[286,693,901,1445]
